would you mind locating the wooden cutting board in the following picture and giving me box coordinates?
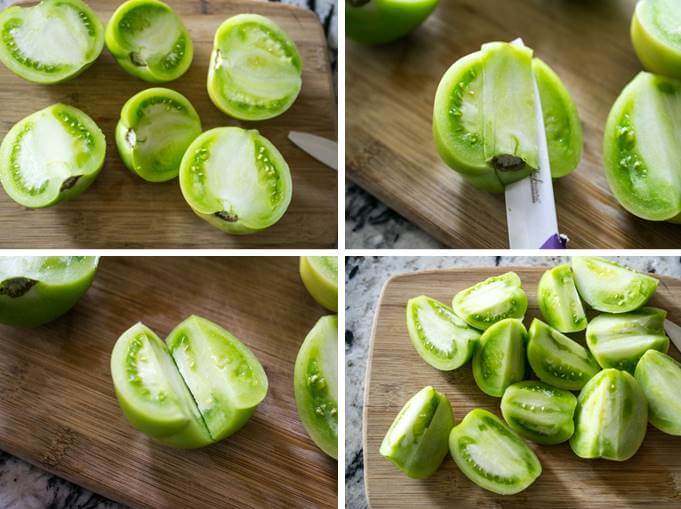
[346,0,681,248]
[0,257,337,508]
[364,267,681,508]
[0,0,337,248]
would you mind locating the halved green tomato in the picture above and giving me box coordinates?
[472,318,526,397]
[631,0,681,80]
[452,272,528,330]
[527,319,600,391]
[433,42,582,192]
[570,369,648,461]
[105,0,192,83]
[0,103,106,208]
[179,127,293,235]
[571,257,658,313]
[346,0,439,46]
[586,307,669,373]
[115,87,202,182]
[406,295,480,371]
[207,14,302,121]
[380,386,454,479]
[635,350,681,436]
[537,264,587,333]
[449,408,541,495]
[0,256,98,327]
[500,381,577,445]
[299,256,338,312]
[0,0,104,84]
[294,315,338,459]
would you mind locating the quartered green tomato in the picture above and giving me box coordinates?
[500,381,577,445]
[635,350,681,436]
[299,256,338,312]
[0,256,98,327]
[0,103,106,208]
[345,0,439,46]
[631,0,681,80]
[449,409,541,495]
[452,272,528,331]
[179,127,293,235]
[380,386,454,479]
[571,257,658,313]
[105,0,192,83]
[294,315,338,459]
[537,264,587,333]
[406,295,480,371]
[0,0,103,84]
[207,14,302,121]
[527,319,600,391]
[472,318,526,397]
[586,307,669,373]
[570,369,648,461]
[433,42,582,192]
[115,87,201,182]
[603,72,681,222]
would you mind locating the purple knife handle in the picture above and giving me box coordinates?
[540,234,568,249]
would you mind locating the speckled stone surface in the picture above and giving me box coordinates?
[345,256,681,509]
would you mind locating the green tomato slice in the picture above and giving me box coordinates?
[449,408,541,495]
[571,256,658,313]
[207,14,302,121]
[631,0,681,80]
[570,369,648,461]
[452,272,528,330]
[299,256,338,312]
[500,381,577,445]
[635,350,681,436]
[115,87,202,182]
[0,0,103,84]
[105,0,192,83]
[294,315,338,459]
[0,256,98,327]
[380,386,454,479]
[0,103,106,208]
[406,295,480,371]
[472,318,526,397]
[527,319,601,391]
[179,126,292,235]
[537,264,587,333]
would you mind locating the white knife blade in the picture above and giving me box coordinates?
[288,131,338,171]
[664,319,681,353]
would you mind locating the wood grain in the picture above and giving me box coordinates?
[0,0,337,248]
[0,257,337,508]
[346,0,681,248]
[364,267,681,508]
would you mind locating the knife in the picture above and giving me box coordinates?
[664,319,681,353]
[288,131,338,171]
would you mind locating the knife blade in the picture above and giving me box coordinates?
[664,319,681,353]
[288,131,338,171]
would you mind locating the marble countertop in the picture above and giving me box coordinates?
[345,256,681,509]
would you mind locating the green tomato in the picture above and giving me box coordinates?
[500,381,577,445]
[0,256,98,327]
[294,315,338,459]
[105,0,192,83]
[635,350,681,436]
[179,127,293,235]
[207,14,302,121]
[380,386,454,479]
[571,256,658,313]
[406,295,480,371]
[0,103,106,208]
[299,256,338,312]
[449,408,541,495]
[631,0,681,80]
[537,264,587,333]
[115,87,202,182]
[0,0,103,84]
[570,369,648,461]
[527,319,600,391]
[346,0,439,46]
[433,42,582,192]
[472,318,526,397]
[452,271,528,330]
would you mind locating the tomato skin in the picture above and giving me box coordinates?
[299,256,338,312]
[346,0,439,45]
[631,0,681,81]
